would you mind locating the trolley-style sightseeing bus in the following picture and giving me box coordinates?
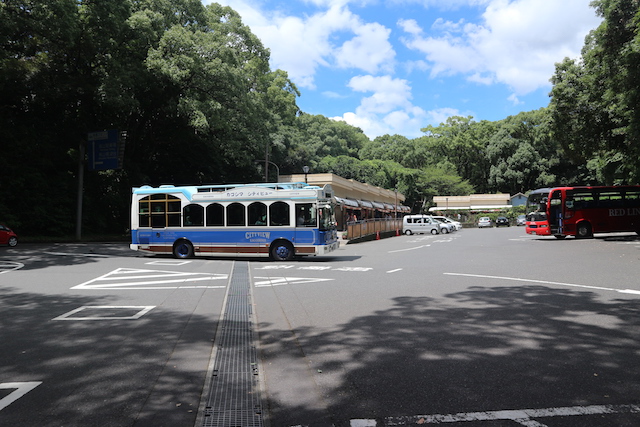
[130,182,339,260]
[546,185,640,238]
[525,188,552,236]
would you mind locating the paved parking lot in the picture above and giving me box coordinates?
[1,230,640,426]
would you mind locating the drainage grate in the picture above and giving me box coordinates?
[202,261,264,427]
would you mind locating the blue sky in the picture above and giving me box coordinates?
[205,0,602,139]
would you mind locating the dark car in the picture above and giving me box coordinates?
[0,224,18,247]
[495,216,510,227]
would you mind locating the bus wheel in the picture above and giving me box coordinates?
[270,241,294,261]
[173,240,194,258]
[404,229,413,235]
[576,222,593,239]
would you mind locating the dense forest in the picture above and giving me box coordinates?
[1,0,639,237]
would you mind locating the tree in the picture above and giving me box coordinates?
[549,0,640,184]
[0,0,302,236]
[419,116,496,192]
[485,109,562,194]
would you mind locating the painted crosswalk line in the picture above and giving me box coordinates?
[71,268,228,290]
[254,276,334,287]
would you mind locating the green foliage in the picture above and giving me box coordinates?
[0,0,300,236]
[549,0,640,184]
[485,109,561,194]
[419,116,496,192]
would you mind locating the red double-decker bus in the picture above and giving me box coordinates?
[546,185,640,238]
[525,188,552,236]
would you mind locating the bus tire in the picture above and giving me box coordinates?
[270,240,295,261]
[404,229,413,235]
[173,240,194,258]
[576,222,593,239]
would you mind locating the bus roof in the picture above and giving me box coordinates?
[528,188,552,195]
[132,182,328,200]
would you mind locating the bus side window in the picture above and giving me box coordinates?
[183,204,204,226]
[206,203,224,226]
[139,197,151,227]
[249,202,267,226]
[227,202,246,226]
[296,203,315,227]
[626,191,640,207]
[269,202,290,226]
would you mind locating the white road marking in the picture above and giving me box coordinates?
[388,245,430,253]
[445,272,640,295]
[0,261,24,274]
[146,260,192,265]
[71,268,228,290]
[52,306,155,321]
[45,251,110,257]
[386,268,402,274]
[254,277,333,287]
[255,265,296,270]
[383,403,640,426]
[0,382,42,411]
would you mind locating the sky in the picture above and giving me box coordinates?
[204,0,603,139]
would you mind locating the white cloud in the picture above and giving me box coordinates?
[331,75,465,138]
[335,22,395,74]
[208,1,395,89]
[400,0,602,95]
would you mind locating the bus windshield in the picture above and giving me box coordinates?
[318,204,335,231]
[526,190,549,221]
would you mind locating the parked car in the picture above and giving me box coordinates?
[496,216,510,227]
[0,224,18,247]
[433,218,455,234]
[432,216,463,230]
[516,214,526,226]
[478,217,492,228]
[402,215,441,235]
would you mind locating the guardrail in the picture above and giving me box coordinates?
[345,218,402,240]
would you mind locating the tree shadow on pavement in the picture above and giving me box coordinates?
[0,287,218,427]
[258,285,640,426]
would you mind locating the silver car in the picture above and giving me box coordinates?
[432,216,463,230]
[478,217,492,228]
[433,218,455,234]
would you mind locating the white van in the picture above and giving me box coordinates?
[402,215,442,235]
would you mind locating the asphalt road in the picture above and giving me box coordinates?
[1,227,640,426]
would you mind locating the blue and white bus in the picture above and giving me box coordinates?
[130,182,339,260]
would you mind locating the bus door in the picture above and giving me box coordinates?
[548,189,564,235]
[295,203,317,244]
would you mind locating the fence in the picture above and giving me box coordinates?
[345,218,402,240]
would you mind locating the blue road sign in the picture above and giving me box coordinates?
[87,130,125,170]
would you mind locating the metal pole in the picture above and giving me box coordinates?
[255,160,280,182]
[303,165,309,183]
[75,142,85,240]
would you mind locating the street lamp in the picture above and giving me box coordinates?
[303,165,309,183]
[255,160,280,182]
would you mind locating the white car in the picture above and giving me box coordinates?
[402,215,441,235]
[433,218,455,234]
[478,217,492,228]
[432,216,462,231]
